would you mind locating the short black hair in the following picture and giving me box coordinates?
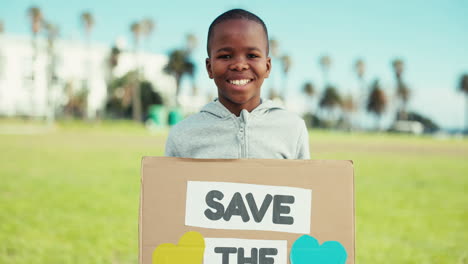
[207,8,269,56]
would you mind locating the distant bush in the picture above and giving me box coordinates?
[105,71,163,120]
[406,111,440,133]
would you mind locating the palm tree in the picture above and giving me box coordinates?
[392,58,410,120]
[27,6,42,62]
[280,54,292,101]
[131,21,142,50]
[141,18,155,51]
[458,73,468,133]
[392,59,404,80]
[43,21,59,123]
[268,38,280,98]
[130,21,143,122]
[319,55,332,86]
[303,82,316,114]
[27,6,43,116]
[164,49,194,105]
[28,6,42,52]
[186,33,198,96]
[303,82,315,96]
[80,12,94,45]
[354,58,365,81]
[186,33,197,53]
[136,18,156,119]
[109,46,121,69]
[320,85,341,109]
[105,45,121,109]
[80,11,94,119]
[269,38,279,58]
[319,85,342,124]
[396,81,410,114]
[342,95,357,111]
[354,58,366,104]
[353,58,367,129]
[367,79,387,130]
[0,20,4,99]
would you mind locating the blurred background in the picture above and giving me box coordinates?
[0,0,467,133]
[0,0,467,263]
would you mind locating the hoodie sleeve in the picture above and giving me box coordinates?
[164,131,179,157]
[295,120,310,159]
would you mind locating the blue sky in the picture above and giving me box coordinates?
[2,0,468,129]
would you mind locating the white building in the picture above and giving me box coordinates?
[0,34,178,119]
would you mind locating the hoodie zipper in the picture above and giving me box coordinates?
[238,110,249,158]
[239,121,246,158]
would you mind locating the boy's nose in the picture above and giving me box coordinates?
[229,58,249,71]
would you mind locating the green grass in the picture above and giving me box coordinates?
[0,121,467,263]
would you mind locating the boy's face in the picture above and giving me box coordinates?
[206,19,271,113]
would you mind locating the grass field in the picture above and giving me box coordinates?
[0,120,467,263]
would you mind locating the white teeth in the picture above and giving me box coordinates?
[229,79,250,86]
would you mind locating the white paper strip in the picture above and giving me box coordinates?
[185,181,312,234]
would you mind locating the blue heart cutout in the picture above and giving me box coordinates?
[290,235,347,264]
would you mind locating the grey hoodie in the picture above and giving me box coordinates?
[165,99,310,159]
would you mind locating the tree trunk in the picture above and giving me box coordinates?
[374,114,381,131]
[175,75,181,106]
[85,34,91,121]
[465,95,468,134]
[132,80,142,122]
[191,77,198,96]
[132,46,143,123]
[282,74,288,102]
[46,44,55,125]
[30,33,38,117]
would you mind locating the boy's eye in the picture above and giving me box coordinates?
[248,54,260,58]
[217,55,231,59]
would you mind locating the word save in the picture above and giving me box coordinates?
[185,181,312,234]
[204,191,294,225]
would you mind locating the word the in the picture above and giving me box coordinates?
[214,247,278,264]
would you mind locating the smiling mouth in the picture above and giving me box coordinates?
[228,79,252,86]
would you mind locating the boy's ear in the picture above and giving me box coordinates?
[264,56,272,78]
[205,58,214,79]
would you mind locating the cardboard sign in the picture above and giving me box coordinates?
[140,157,354,264]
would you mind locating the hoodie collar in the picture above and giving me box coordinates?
[200,98,284,118]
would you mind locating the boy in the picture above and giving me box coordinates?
[165,9,310,159]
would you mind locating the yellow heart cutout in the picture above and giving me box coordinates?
[152,231,205,264]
